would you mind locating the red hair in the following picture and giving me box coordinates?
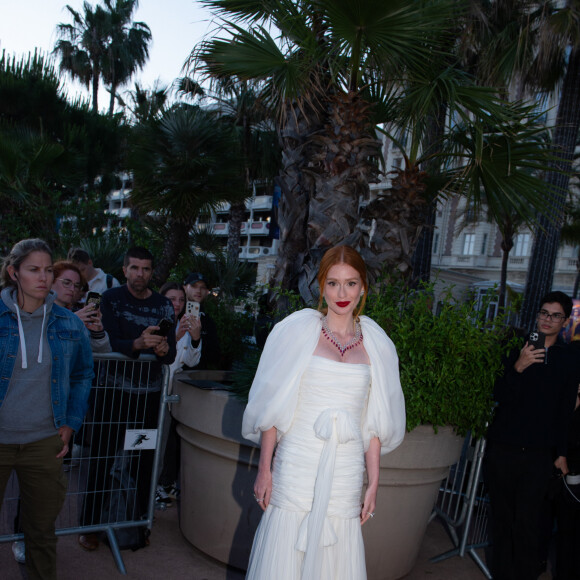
[317,246,368,318]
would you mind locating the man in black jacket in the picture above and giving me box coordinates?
[183,272,221,369]
[486,291,579,580]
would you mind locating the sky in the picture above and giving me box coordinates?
[0,0,218,110]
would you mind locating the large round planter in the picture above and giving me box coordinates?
[172,376,463,578]
[362,425,463,579]
[171,374,261,570]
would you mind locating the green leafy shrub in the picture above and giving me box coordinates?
[365,282,517,436]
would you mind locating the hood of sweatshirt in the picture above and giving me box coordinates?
[1,287,56,369]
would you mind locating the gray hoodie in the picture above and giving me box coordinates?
[0,287,56,444]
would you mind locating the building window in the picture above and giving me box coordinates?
[480,233,488,255]
[463,233,476,255]
[432,233,439,254]
[514,233,530,257]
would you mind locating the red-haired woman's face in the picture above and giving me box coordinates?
[323,263,363,318]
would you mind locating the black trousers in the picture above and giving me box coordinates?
[485,443,554,580]
[556,479,580,580]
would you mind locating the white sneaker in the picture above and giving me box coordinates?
[12,540,25,564]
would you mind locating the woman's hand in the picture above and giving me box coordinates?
[176,316,189,341]
[75,304,102,330]
[187,315,202,342]
[254,427,277,511]
[57,425,74,458]
[360,486,377,525]
[254,468,272,511]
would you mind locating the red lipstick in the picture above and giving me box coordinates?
[336,301,351,307]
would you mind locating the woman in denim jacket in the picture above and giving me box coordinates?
[0,238,93,580]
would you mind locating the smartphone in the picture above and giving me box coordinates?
[528,331,546,350]
[86,292,101,310]
[152,319,172,337]
[186,301,200,318]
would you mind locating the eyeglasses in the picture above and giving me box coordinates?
[56,278,83,291]
[537,309,566,322]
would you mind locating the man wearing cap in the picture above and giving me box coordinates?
[183,272,221,369]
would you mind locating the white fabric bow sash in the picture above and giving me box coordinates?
[297,408,358,579]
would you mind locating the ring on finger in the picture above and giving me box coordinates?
[367,511,375,518]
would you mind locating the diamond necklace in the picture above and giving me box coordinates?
[321,316,363,357]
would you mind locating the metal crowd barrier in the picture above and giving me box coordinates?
[431,433,492,579]
[0,353,172,576]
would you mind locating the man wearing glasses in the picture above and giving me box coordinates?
[486,291,580,580]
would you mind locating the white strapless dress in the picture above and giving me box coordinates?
[246,355,371,580]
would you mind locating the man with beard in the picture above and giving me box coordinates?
[79,247,176,551]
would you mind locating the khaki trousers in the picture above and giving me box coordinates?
[0,434,67,580]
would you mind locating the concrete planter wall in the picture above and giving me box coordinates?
[172,374,463,578]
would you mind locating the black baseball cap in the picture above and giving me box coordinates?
[184,272,207,286]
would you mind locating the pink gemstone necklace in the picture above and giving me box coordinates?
[321,316,363,357]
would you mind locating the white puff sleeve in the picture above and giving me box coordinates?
[360,316,406,455]
[242,309,322,445]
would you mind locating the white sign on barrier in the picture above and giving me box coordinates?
[124,429,158,450]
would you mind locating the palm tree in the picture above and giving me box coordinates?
[101,0,152,116]
[446,106,556,310]
[128,103,247,284]
[193,0,560,303]
[54,0,151,115]
[54,1,110,113]
[193,0,459,300]
[120,81,169,123]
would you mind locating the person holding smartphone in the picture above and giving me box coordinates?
[154,282,202,506]
[51,261,111,353]
[183,272,221,369]
[486,291,580,580]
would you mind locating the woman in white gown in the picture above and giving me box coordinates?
[242,246,406,579]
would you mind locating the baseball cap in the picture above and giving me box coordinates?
[184,272,207,286]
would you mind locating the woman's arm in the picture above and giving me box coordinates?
[361,436,380,525]
[254,427,277,511]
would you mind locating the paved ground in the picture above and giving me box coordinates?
[0,506,489,580]
[0,505,554,579]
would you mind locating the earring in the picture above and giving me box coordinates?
[360,291,364,296]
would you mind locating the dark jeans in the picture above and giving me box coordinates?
[486,443,554,580]
[0,435,67,580]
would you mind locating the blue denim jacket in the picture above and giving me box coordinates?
[0,297,94,432]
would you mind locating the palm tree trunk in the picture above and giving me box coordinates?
[153,218,192,287]
[108,81,117,116]
[499,246,510,312]
[92,69,100,113]
[411,102,448,285]
[227,202,245,262]
[271,102,321,305]
[520,46,580,330]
